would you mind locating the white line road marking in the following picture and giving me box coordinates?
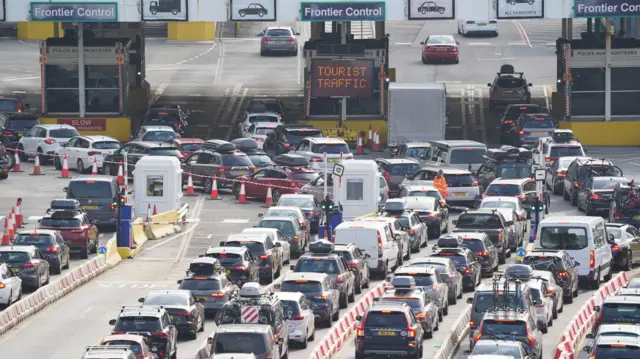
[478,57,516,61]
[394,42,412,45]
[630,162,640,167]
[28,216,42,221]
[468,42,492,46]
[546,42,556,46]
[222,219,250,224]
[436,80,462,83]
[508,42,528,46]
[543,85,550,109]
[206,234,213,239]
[511,20,533,48]
[0,216,4,221]
[2,76,39,82]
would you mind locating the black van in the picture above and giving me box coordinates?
[64,175,120,230]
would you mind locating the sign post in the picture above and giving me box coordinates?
[563,43,571,120]
[77,22,85,118]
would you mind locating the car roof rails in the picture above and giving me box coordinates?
[150,104,179,109]
[231,138,259,152]
[434,235,464,248]
[273,154,310,167]
[47,199,84,214]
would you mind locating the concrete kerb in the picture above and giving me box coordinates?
[0,255,108,336]
[433,306,472,359]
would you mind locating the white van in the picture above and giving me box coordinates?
[534,216,613,289]
[333,220,399,279]
[429,140,487,171]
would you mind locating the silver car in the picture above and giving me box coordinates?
[408,257,463,305]
[259,26,299,56]
[388,266,449,320]
[275,291,315,347]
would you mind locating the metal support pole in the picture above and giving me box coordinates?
[605,30,612,121]
[568,18,573,40]
[78,23,86,118]
[562,18,567,39]
[323,152,328,199]
[339,21,347,128]
[587,18,593,33]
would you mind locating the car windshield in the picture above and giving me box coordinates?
[281,281,322,293]
[628,280,640,289]
[433,253,466,266]
[335,250,353,261]
[408,190,441,200]
[594,346,640,359]
[286,129,323,143]
[602,303,640,324]
[266,29,291,37]
[449,149,486,164]
[281,300,301,317]
[461,238,485,253]
[539,226,588,250]
[225,240,266,255]
[114,317,161,332]
[40,218,81,227]
[524,119,555,129]
[102,340,142,356]
[14,234,54,246]
[146,112,180,124]
[6,119,39,130]
[497,78,525,88]
[206,252,243,265]
[313,143,350,154]
[278,197,315,208]
[92,141,120,150]
[249,115,279,123]
[248,154,273,167]
[486,184,522,196]
[389,164,421,176]
[222,154,253,167]
[50,128,80,138]
[380,298,424,312]
[444,174,476,186]
[481,320,527,336]
[255,127,276,135]
[266,209,301,219]
[365,312,407,327]
[248,102,282,114]
[473,343,522,357]
[214,333,266,354]
[456,214,502,228]
[149,148,181,157]
[594,178,627,190]
[522,256,564,270]
[142,131,175,142]
[497,164,532,179]
[530,288,542,303]
[67,181,112,198]
[0,251,30,264]
[403,274,435,286]
[406,147,431,159]
[481,200,517,210]
[550,146,584,158]
[298,258,341,274]
[178,143,203,152]
[406,201,436,211]
[0,99,18,111]
[560,158,578,168]
[395,216,410,228]
[258,220,295,236]
[178,278,221,291]
[144,293,188,306]
[607,228,623,239]
[427,36,455,45]
[291,172,319,182]
[473,292,526,312]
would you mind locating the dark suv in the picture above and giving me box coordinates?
[453,209,510,264]
[178,257,240,315]
[375,158,421,197]
[333,243,371,294]
[0,112,40,149]
[522,249,580,303]
[109,306,178,359]
[499,104,546,145]
[563,158,622,206]
[472,310,543,359]
[514,114,556,147]
[488,65,532,109]
[103,141,182,176]
[142,105,188,135]
[203,246,259,287]
[263,124,323,158]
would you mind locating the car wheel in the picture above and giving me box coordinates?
[438,8,445,14]
[52,262,62,275]
[38,148,48,165]
[552,306,558,319]
[443,302,449,315]
[54,155,62,170]
[422,56,428,64]
[203,177,213,194]
[239,11,246,17]
[233,182,241,200]
[625,252,633,271]
[449,293,457,305]
[272,189,281,204]
[18,145,28,162]
[77,159,85,174]
[438,309,443,322]
[301,331,308,348]
[309,327,315,341]
[339,294,348,308]
[355,275,362,294]
[348,287,355,303]
[563,188,570,201]
[332,308,340,321]
[604,268,612,282]
[44,272,50,285]
[81,243,89,259]
[454,58,459,64]
[199,314,205,332]
[553,184,561,195]
[258,11,264,17]
[564,294,573,304]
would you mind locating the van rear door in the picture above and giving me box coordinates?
[336,227,379,269]
[536,223,592,276]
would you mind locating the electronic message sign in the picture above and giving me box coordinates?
[310,59,375,98]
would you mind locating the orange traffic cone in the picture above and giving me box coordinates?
[30,154,44,175]
[237,180,247,204]
[356,134,365,155]
[15,198,23,228]
[186,172,196,196]
[146,204,152,222]
[209,174,220,200]
[12,148,23,172]
[91,157,98,175]
[368,125,373,149]
[10,208,16,233]
[1,219,10,245]
[153,205,158,216]
[7,212,14,240]
[263,186,273,208]
[372,130,381,152]
[117,161,124,185]
[59,154,70,178]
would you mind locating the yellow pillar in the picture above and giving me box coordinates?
[167,22,215,41]
[17,22,63,40]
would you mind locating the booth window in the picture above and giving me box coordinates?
[85,65,119,113]
[346,179,364,201]
[147,175,164,197]
[46,64,80,113]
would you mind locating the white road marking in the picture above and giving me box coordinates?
[436,80,462,83]
[629,162,640,167]
[468,42,492,46]
[2,76,39,82]
[395,42,412,45]
[28,216,42,221]
[508,42,528,46]
[511,20,533,48]
[222,219,250,224]
[206,234,213,239]
[543,85,550,109]
[0,216,4,221]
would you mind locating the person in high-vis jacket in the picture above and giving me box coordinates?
[433,169,448,198]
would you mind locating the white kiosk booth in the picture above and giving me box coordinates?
[333,160,382,220]
[132,156,183,218]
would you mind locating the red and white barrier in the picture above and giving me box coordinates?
[0,255,108,335]
[553,271,629,359]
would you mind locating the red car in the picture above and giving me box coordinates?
[234,165,319,202]
[173,138,204,158]
[37,210,99,259]
[420,35,459,64]
[101,334,155,359]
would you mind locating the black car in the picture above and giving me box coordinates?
[222,233,282,284]
[109,306,178,359]
[472,311,543,359]
[452,209,510,264]
[0,112,40,149]
[178,257,239,315]
[354,302,424,359]
[333,243,371,294]
[522,249,580,303]
[475,146,533,193]
[564,158,622,206]
[456,232,499,276]
[138,290,205,339]
[103,141,182,176]
[263,124,323,158]
[142,105,188,134]
[606,223,640,271]
[499,104,546,145]
[13,230,70,275]
[577,176,629,216]
[203,246,259,287]
[0,143,12,179]
[0,245,50,290]
[238,3,268,16]
[402,197,448,240]
[280,272,340,327]
[375,158,421,197]
[431,246,481,291]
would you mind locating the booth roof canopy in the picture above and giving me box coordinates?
[45,37,132,47]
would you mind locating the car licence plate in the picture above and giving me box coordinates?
[329,158,339,162]
[634,215,640,220]
[169,315,174,321]
[436,48,447,51]
[197,296,208,301]
[0,168,3,173]
[272,41,284,44]
[534,132,547,135]
[226,269,231,274]
[83,205,98,210]
[453,192,467,197]
[378,331,396,336]
[11,268,18,273]
[478,23,487,26]
[17,133,22,136]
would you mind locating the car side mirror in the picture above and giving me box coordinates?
[196,297,205,302]
[394,234,401,241]
[177,280,182,284]
[290,265,295,270]
[456,41,460,45]
[207,337,213,345]
[419,41,425,45]
[609,233,615,242]
[593,305,601,312]
[506,221,514,226]
[452,220,457,225]
[138,297,145,303]
[275,242,282,247]
[583,346,592,353]
[295,32,300,35]
[38,219,42,223]
[532,298,542,306]
[528,83,533,87]
[463,350,471,355]
[220,241,226,246]
[365,253,371,258]
[487,83,492,87]
[356,315,363,321]
[257,32,264,36]
[278,338,284,344]
[63,187,68,192]
[109,319,116,325]
[258,213,264,218]
[586,333,595,339]
[467,297,473,304]
[92,219,100,225]
[301,226,307,230]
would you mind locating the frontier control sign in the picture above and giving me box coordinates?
[311,59,375,98]
[30,2,118,22]
[575,0,640,17]
[300,2,385,21]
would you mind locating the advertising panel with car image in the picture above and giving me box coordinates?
[408,0,454,20]
[230,0,276,21]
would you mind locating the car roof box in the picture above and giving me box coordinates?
[436,235,463,248]
[239,282,262,297]
[231,138,259,152]
[202,140,236,153]
[384,199,408,213]
[504,264,534,281]
[273,154,309,167]
[500,64,515,74]
[188,257,222,274]
[499,145,520,156]
[309,239,334,254]
[486,149,509,161]
[50,199,82,210]
[392,276,416,288]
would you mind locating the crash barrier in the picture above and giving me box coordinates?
[433,306,472,359]
[309,282,386,359]
[144,204,188,240]
[553,271,629,359]
[104,236,121,267]
[0,254,108,335]
[353,212,379,221]
[188,275,285,359]
[130,217,147,256]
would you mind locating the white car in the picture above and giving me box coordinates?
[535,137,585,168]
[238,112,282,137]
[132,125,178,143]
[54,135,121,173]
[288,137,353,171]
[528,277,555,333]
[18,124,80,165]
[532,270,564,318]
[243,121,278,149]
[0,262,22,307]
[275,291,316,347]
[495,208,526,249]
[480,196,528,231]
[241,227,291,265]
[457,20,498,37]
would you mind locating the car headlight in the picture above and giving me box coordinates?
[152,346,158,352]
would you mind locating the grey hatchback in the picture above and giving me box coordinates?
[488,66,532,109]
[259,27,299,56]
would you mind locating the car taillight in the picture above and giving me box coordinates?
[314,294,328,300]
[259,255,269,260]
[476,251,488,256]
[253,137,264,142]
[449,274,456,279]
[377,231,383,256]
[614,211,622,220]
[111,331,125,335]
[218,166,232,172]
[357,326,365,336]
[471,181,478,187]
[1,130,12,135]
[503,120,513,124]
[292,235,300,243]
[519,131,529,135]
[557,172,566,177]
[211,293,225,298]
[407,327,416,338]
[590,194,602,199]
[262,37,270,43]
[46,246,59,253]
[469,320,475,328]
[498,232,503,241]
[545,157,551,162]
[287,37,295,43]
[574,183,579,188]
[291,314,304,320]
[408,228,416,236]
[22,262,35,269]
[489,20,497,23]
[336,274,344,284]
[234,265,247,270]
[590,250,595,268]
[152,332,168,338]
[466,20,474,24]
[310,157,323,162]
[0,283,4,289]
[527,334,535,347]
[87,151,100,156]
[612,244,621,251]
[383,171,390,181]
[174,310,191,317]
[347,261,358,268]
[415,312,426,320]
[71,229,84,233]
[464,267,471,274]
[557,271,568,277]
[283,143,290,148]
[473,331,482,343]
[44,138,56,145]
